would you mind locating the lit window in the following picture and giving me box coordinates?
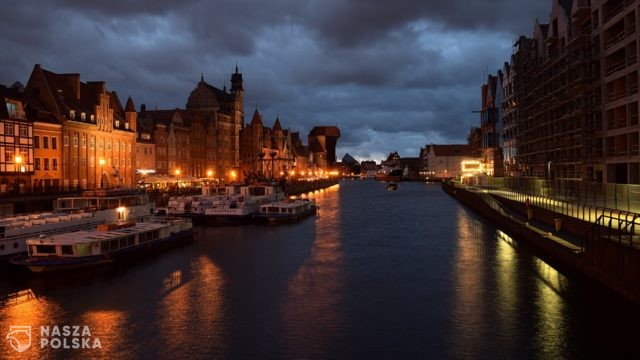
[69,110,75,119]
[82,138,87,148]
[73,137,78,147]
[81,113,86,121]
[64,136,69,146]
[115,120,120,128]
[18,124,28,137]
[90,138,95,148]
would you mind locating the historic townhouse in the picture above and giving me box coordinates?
[240,110,296,179]
[139,68,244,181]
[0,85,33,193]
[24,65,136,190]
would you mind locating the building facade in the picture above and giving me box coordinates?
[24,65,136,190]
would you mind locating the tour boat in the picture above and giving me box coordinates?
[0,189,155,261]
[193,183,285,225]
[256,198,317,224]
[11,218,193,273]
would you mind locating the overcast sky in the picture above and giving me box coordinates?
[0,0,550,162]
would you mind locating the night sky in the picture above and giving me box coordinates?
[0,0,549,161]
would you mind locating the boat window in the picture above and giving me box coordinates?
[119,237,128,249]
[127,236,135,246]
[140,233,148,243]
[101,241,109,253]
[61,245,74,255]
[76,244,91,256]
[268,207,279,213]
[153,230,160,240]
[36,245,56,254]
[109,239,119,250]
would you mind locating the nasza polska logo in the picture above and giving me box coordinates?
[6,325,102,353]
[5,326,31,353]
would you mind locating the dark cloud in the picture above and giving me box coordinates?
[0,0,551,161]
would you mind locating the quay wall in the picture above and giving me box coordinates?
[285,179,339,195]
[442,181,640,304]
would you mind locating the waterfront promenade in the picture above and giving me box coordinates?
[443,180,640,303]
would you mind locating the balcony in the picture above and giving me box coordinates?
[572,0,591,21]
[605,59,626,76]
[605,30,627,50]
[604,2,625,24]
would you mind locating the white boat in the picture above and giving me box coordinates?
[193,183,285,225]
[0,189,155,261]
[11,218,193,273]
[256,198,317,224]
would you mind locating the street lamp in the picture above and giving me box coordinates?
[15,154,22,193]
[99,158,106,188]
[207,170,213,178]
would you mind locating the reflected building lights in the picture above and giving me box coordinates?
[280,182,345,358]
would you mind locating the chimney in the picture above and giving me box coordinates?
[87,81,106,94]
[65,73,81,100]
[141,104,146,112]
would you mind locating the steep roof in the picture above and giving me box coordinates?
[341,153,358,165]
[250,109,262,125]
[273,117,282,131]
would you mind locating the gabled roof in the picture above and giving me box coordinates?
[342,153,358,165]
[273,117,282,131]
[250,109,262,125]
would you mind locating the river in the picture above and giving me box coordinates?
[0,180,638,359]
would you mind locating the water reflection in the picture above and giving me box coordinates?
[450,209,489,358]
[0,290,58,359]
[158,255,226,358]
[280,184,345,358]
[532,257,568,358]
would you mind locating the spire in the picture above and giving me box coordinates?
[250,109,262,125]
[273,116,282,131]
[235,62,239,74]
[200,71,204,82]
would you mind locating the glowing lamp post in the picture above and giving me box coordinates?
[99,158,106,188]
[15,154,22,193]
[207,170,213,178]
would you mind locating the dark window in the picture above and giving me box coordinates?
[51,137,57,149]
[61,245,73,255]
[43,136,49,149]
[34,136,40,148]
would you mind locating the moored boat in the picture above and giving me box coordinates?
[11,218,193,273]
[193,183,285,225]
[0,189,155,261]
[256,198,317,224]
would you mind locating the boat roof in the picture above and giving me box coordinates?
[262,199,314,208]
[26,220,180,246]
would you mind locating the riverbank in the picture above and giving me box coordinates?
[284,178,339,195]
[442,180,640,304]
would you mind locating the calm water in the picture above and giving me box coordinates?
[1,180,639,359]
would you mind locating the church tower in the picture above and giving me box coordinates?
[230,65,244,167]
